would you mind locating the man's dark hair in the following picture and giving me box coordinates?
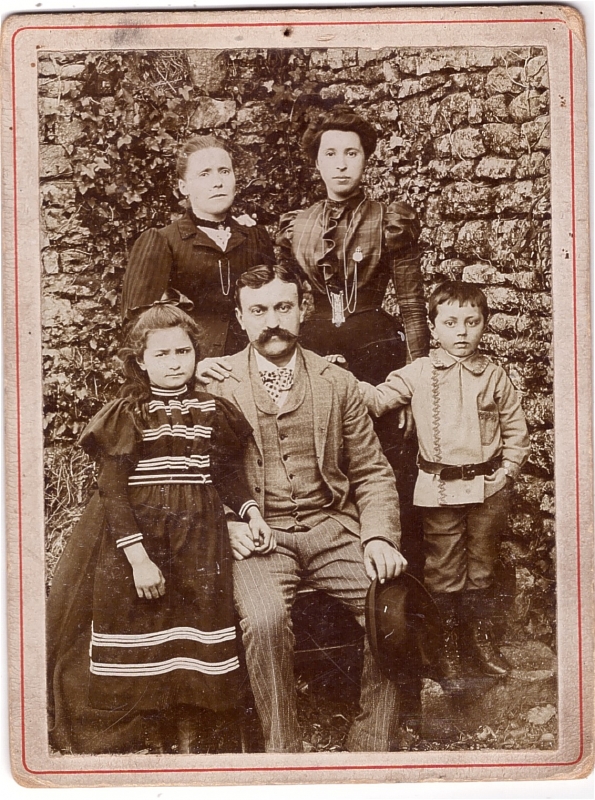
[428,280,490,324]
[234,263,305,309]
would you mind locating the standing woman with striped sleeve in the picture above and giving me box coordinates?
[277,106,430,572]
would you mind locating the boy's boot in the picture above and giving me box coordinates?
[432,592,462,681]
[461,589,510,677]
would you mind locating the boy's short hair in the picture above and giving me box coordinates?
[428,280,490,324]
[234,263,305,309]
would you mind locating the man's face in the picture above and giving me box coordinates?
[236,278,305,365]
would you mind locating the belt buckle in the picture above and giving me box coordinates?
[461,464,476,480]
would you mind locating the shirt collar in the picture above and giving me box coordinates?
[253,348,297,374]
[325,188,366,214]
[430,348,490,375]
[150,384,189,397]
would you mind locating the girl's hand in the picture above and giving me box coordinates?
[246,509,276,555]
[195,357,233,384]
[124,542,166,599]
[132,559,166,600]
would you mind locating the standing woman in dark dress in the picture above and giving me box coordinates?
[122,135,275,380]
[277,106,431,574]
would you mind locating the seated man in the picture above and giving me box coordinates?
[205,263,407,753]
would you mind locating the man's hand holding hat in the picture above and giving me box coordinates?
[364,539,408,584]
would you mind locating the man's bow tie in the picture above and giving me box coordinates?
[259,368,294,403]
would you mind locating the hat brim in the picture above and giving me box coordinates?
[366,574,444,683]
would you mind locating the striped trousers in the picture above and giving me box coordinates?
[233,519,400,752]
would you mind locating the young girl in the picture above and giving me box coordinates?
[47,304,272,754]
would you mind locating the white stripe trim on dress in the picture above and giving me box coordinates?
[142,424,212,441]
[147,398,217,415]
[92,624,237,648]
[116,532,144,549]
[90,655,240,677]
[239,500,258,518]
[128,473,212,485]
[135,455,211,470]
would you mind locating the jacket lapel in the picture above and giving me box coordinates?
[229,349,264,457]
[302,348,332,462]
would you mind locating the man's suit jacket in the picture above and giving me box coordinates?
[207,345,402,547]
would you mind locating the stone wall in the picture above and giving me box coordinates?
[39,46,554,642]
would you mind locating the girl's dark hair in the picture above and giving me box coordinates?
[428,280,490,324]
[176,134,234,181]
[301,105,378,162]
[118,305,202,400]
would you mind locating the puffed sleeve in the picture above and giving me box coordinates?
[209,396,258,519]
[78,399,144,550]
[385,201,430,361]
[78,398,140,461]
[276,210,299,257]
[254,223,276,265]
[121,228,173,322]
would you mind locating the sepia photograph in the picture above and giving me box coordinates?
[2,4,592,789]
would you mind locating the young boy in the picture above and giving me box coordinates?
[359,281,530,679]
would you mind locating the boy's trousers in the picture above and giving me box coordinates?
[421,485,510,593]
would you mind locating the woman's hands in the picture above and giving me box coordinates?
[195,356,234,385]
[124,542,166,599]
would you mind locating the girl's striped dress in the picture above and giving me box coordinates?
[78,385,256,713]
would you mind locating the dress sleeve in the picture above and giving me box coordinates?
[276,210,299,257]
[210,397,258,519]
[121,228,173,321]
[96,456,145,550]
[78,398,140,460]
[385,201,430,361]
[254,223,276,265]
[78,399,144,549]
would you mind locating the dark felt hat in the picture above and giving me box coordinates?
[365,573,444,683]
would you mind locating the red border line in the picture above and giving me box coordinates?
[568,24,584,765]
[11,18,583,777]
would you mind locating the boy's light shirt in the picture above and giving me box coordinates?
[358,347,530,507]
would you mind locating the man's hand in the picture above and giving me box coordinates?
[397,405,415,438]
[247,515,276,555]
[363,540,407,584]
[195,357,233,385]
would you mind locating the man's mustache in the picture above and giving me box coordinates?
[257,327,298,344]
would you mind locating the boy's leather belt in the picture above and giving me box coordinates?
[418,456,502,481]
